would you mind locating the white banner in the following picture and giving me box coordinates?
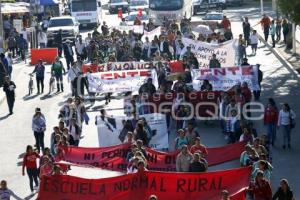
[88,69,158,93]
[96,113,169,149]
[113,25,144,34]
[181,38,238,68]
[142,26,161,42]
[191,65,260,91]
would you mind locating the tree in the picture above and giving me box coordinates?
[277,0,300,25]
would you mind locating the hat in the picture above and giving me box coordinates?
[35,107,41,112]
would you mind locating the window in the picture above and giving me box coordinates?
[149,0,183,11]
[48,19,74,27]
[72,0,97,12]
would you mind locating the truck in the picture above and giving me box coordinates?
[192,0,226,15]
[70,0,102,28]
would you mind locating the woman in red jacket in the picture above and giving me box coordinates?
[249,171,272,200]
[264,98,278,146]
[22,145,40,194]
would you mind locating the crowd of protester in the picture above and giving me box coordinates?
[0,12,297,200]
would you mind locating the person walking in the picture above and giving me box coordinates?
[249,30,259,55]
[22,145,40,194]
[3,76,16,115]
[63,40,74,70]
[243,17,251,46]
[272,179,294,200]
[31,59,45,94]
[260,14,271,42]
[6,53,13,78]
[264,98,278,146]
[37,30,47,48]
[282,19,289,45]
[32,108,46,153]
[270,20,276,48]
[51,57,65,92]
[275,17,282,42]
[237,34,246,66]
[278,103,296,149]
[0,180,22,200]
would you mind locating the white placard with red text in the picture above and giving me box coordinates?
[88,69,158,93]
[191,65,260,91]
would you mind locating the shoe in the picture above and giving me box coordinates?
[9,112,13,115]
[283,145,286,149]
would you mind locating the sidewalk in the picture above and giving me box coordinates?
[250,19,300,74]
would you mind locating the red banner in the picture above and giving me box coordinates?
[37,167,250,200]
[59,142,245,172]
[82,61,184,74]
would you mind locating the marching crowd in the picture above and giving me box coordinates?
[0,12,297,200]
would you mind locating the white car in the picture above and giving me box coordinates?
[108,0,129,14]
[129,0,149,12]
[47,16,80,45]
[125,11,149,25]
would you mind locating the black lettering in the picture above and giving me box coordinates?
[198,178,208,191]
[99,184,106,194]
[160,178,166,192]
[149,177,157,190]
[146,153,157,164]
[84,153,95,161]
[61,181,69,194]
[114,182,122,192]
[188,179,197,192]
[122,179,130,191]
[70,182,78,194]
[79,183,88,195]
[209,178,217,190]
[53,179,60,192]
[89,182,97,195]
[176,179,186,192]
[131,177,138,190]
[139,175,148,188]
[218,177,223,189]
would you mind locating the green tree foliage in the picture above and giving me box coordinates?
[278,0,300,24]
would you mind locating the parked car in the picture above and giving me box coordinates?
[46,16,80,46]
[108,0,129,14]
[129,0,149,12]
[192,0,226,15]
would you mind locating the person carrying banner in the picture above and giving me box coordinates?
[248,171,272,200]
[189,152,207,172]
[176,145,193,172]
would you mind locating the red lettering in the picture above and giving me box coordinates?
[140,70,151,77]
[200,69,211,76]
[113,72,126,79]
[242,66,254,75]
[101,73,113,80]
[227,67,239,75]
[127,71,139,77]
[214,68,226,76]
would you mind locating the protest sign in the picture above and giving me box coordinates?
[87,69,158,93]
[142,26,162,42]
[181,38,238,68]
[96,113,169,149]
[114,25,144,34]
[191,66,260,91]
[59,142,246,172]
[37,167,250,200]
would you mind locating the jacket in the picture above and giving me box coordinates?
[272,188,294,200]
[176,152,193,172]
[33,64,45,78]
[264,106,278,124]
[3,81,16,98]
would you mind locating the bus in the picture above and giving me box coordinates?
[149,0,192,25]
[70,0,102,28]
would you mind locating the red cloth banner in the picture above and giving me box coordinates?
[30,48,58,65]
[37,167,250,200]
[82,61,184,74]
[59,142,245,172]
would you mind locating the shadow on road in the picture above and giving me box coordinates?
[0,114,10,121]
[23,94,39,101]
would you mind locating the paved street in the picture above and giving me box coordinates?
[0,0,299,199]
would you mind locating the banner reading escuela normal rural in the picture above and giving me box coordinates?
[96,113,169,149]
[88,69,158,93]
[191,66,260,91]
[37,167,250,200]
[59,142,245,172]
[181,38,238,68]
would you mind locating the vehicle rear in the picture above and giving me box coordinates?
[70,0,102,28]
[129,0,149,13]
[108,0,129,14]
[192,0,226,15]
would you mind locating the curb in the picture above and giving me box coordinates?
[251,26,300,78]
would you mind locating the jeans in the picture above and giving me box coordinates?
[27,168,38,192]
[55,74,63,92]
[36,77,44,93]
[253,90,261,101]
[281,125,291,146]
[276,25,281,41]
[34,131,45,153]
[267,123,276,145]
[264,25,270,42]
[271,34,275,47]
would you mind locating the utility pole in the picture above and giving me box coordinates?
[292,23,296,54]
[0,0,4,50]
[260,0,264,15]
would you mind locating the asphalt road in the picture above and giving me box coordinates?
[0,1,299,199]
